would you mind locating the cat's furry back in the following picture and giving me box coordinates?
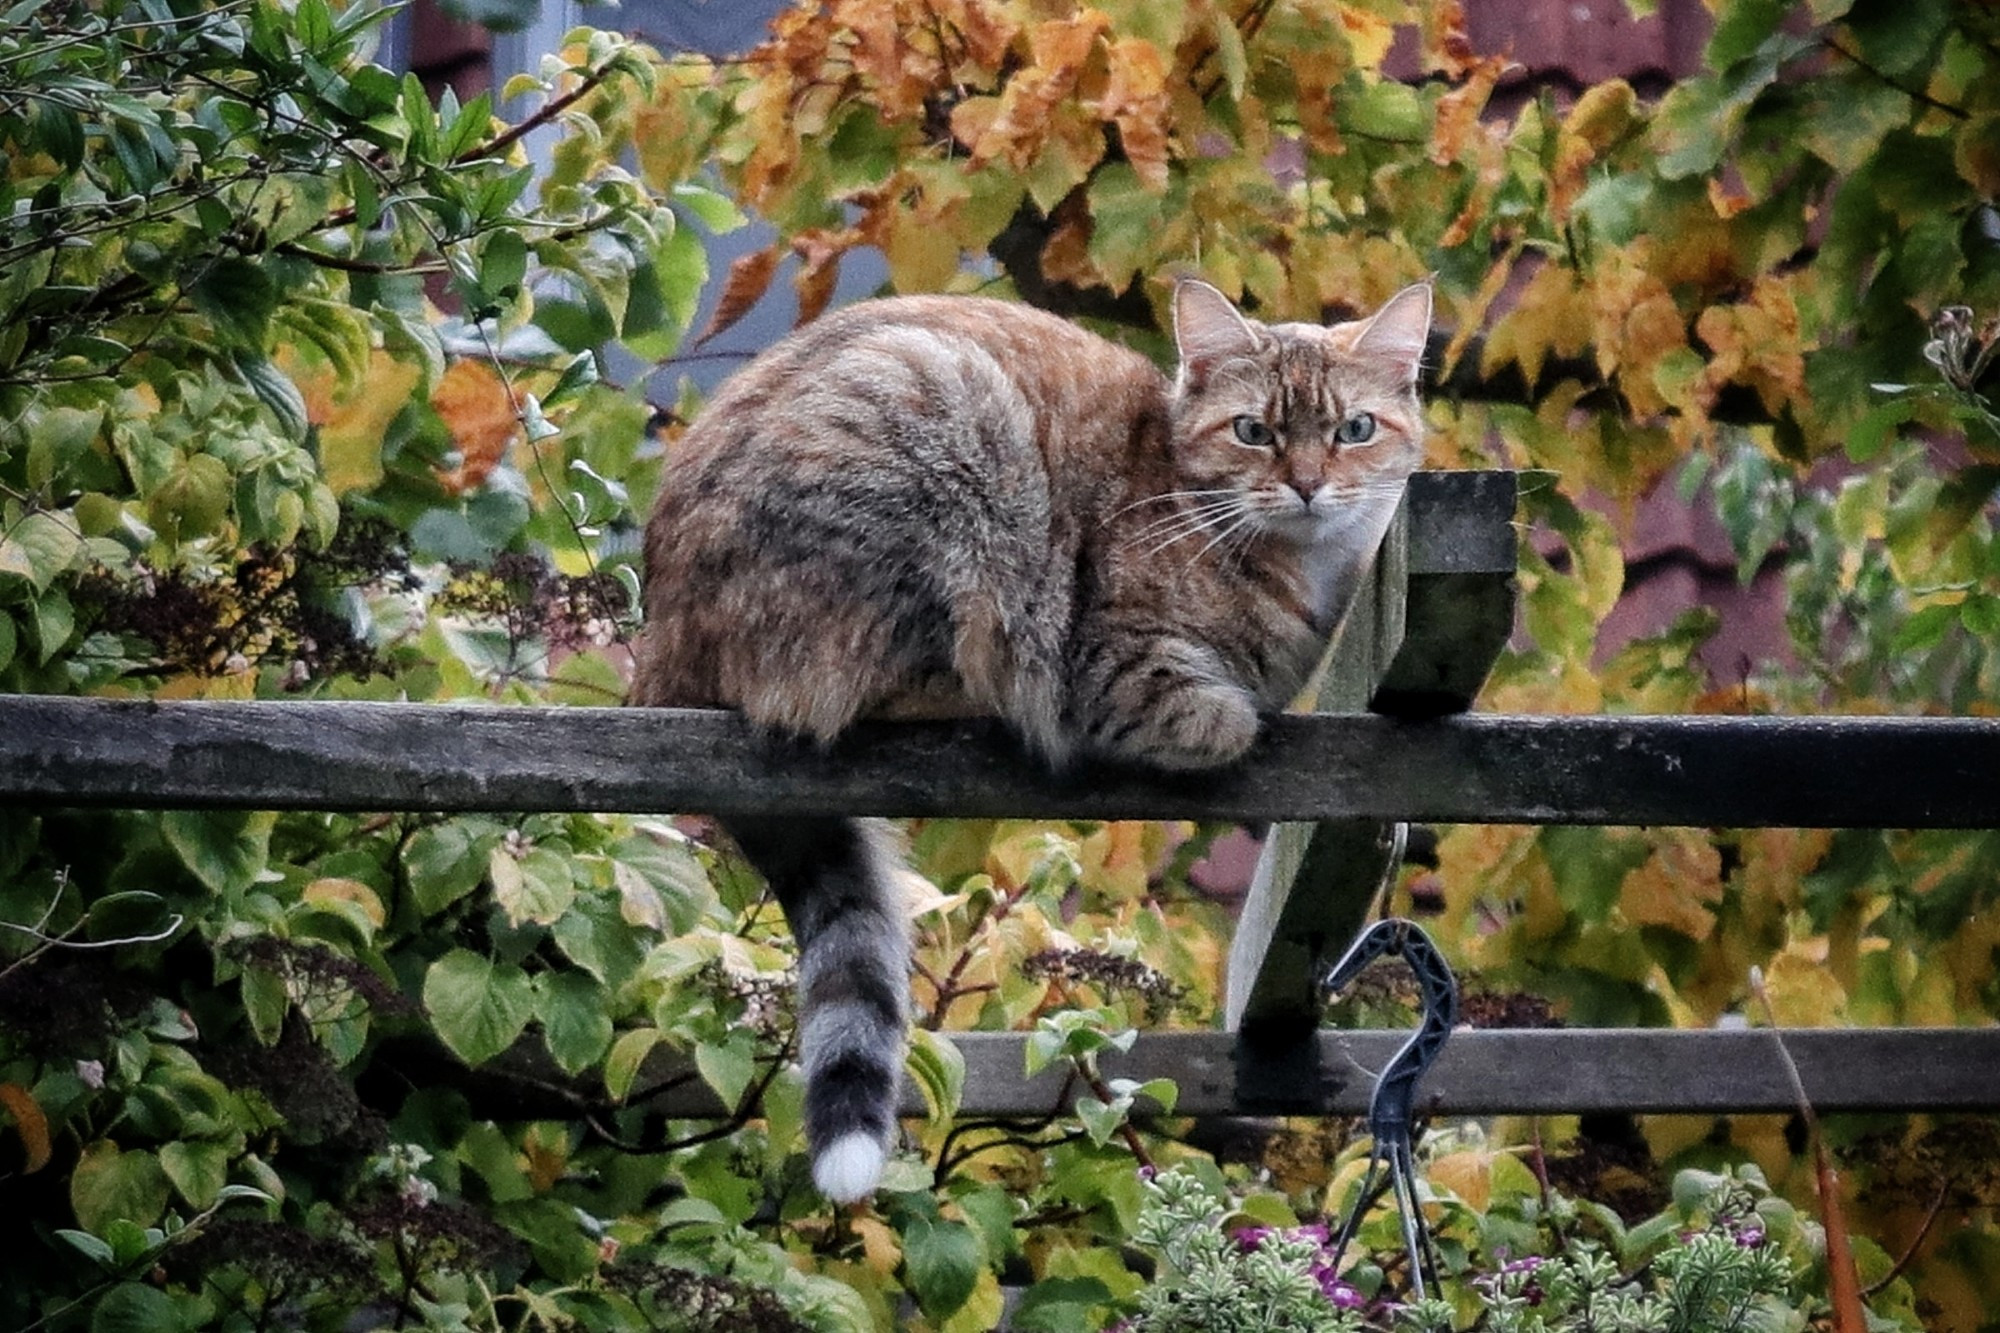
[630,281,1432,1201]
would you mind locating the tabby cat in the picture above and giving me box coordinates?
[630,279,1433,1202]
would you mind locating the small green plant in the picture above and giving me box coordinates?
[1121,1162,1905,1333]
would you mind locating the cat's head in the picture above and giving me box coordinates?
[1167,279,1432,539]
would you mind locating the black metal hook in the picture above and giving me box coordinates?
[1320,899,1459,1301]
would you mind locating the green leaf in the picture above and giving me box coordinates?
[906,1028,965,1125]
[161,811,276,896]
[27,586,74,664]
[423,950,535,1065]
[535,970,614,1075]
[541,352,600,409]
[190,257,277,349]
[85,892,178,944]
[480,228,528,298]
[1848,395,1916,461]
[240,965,288,1046]
[70,1141,170,1234]
[1342,81,1427,141]
[159,1139,228,1209]
[1841,0,1951,77]
[1706,0,1789,68]
[1074,1095,1126,1147]
[694,1031,758,1109]
[1010,1276,1114,1333]
[603,1026,665,1100]
[900,1214,983,1319]
[403,820,494,917]
[551,896,648,989]
[146,453,234,543]
[0,511,86,593]
[489,843,576,925]
[55,1228,115,1268]
[232,352,309,442]
[88,1283,182,1333]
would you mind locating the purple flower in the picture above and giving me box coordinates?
[1232,1226,1273,1252]
[1320,1276,1366,1309]
[1500,1255,1544,1275]
[1734,1225,1766,1248]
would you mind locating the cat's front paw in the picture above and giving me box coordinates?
[1096,683,1261,772]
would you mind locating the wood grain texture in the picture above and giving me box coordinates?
[6,698,1998,826]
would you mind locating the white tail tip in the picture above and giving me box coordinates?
[813,1133,887,1204]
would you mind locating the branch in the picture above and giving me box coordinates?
[1822,37,1969,120]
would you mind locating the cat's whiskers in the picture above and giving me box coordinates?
[1130,498,1257,560]
[1121,495,1250,544]
[1182,506,1267,570]
[1102,487,1240,524]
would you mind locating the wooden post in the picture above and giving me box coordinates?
[1224,471,1518,1041]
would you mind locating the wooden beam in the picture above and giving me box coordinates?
[5,700,2000,827]
[1373,468,1519,716]
[448,1028,2000,1121]
[1224,471,1519,1037]
[1225,501,1407,1036]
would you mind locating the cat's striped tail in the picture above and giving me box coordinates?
[719,815,910,1203]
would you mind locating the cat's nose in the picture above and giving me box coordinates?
[1287,480,1317,505]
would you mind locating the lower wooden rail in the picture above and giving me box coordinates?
[416,1028,2000,1121]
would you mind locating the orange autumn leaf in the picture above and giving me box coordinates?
[1093,37,1172,191]
[1429,54,1505,167]
[0,1082,50,1173]
[791,228,856,327]
[698,244,782,345]
[839,1,940,121]
[963,12,1108,172]
[432,359,520,496]
[932,0,1020,72]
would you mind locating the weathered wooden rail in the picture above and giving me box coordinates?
[4,469,1999,1117]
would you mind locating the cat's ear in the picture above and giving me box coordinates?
[1173,280,1259,379]
[1352,281,1433,384]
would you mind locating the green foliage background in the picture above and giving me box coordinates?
[1,0,1997,1329]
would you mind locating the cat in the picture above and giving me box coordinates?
[629,278,1433,1202]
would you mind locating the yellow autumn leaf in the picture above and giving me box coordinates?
[850,1214,903,1277]
[1079,821,1155,901]
[283,346,422,497]
[1335,4,1397,67]
[1761,948,1849,1026]
[884,203,963,291]
[1619,832,1722,941]
[1427,1148,1494,1212]
[523,1123,568,1193]
[1480,262,1591,389]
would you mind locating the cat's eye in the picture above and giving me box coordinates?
[1232,415,1277,448]
[1336,412,1377,445]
